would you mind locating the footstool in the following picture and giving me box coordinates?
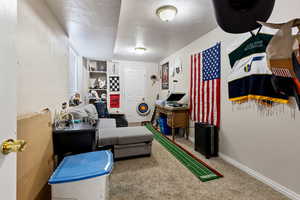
[98,126,153,159]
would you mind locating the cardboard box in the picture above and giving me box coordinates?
[17,109,53,200]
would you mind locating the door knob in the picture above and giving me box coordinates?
[1,139,27,155]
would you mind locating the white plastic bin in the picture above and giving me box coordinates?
[49,151,113,200]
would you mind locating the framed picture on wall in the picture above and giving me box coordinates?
[161,62,169,90]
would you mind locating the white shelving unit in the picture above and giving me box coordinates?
[87,59,108,99]
[85,59,123,114]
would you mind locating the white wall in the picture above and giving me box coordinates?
[159,0,300,197]
[80,57,90,103]
[17,0,69,116]
[69,47,78,97]
[111,60,159,122]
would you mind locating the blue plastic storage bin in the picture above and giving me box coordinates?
[49,151,113,200]
[159,117,171,135]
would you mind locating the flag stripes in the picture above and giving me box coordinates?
[197,53,201,122]
[190,43,221,127]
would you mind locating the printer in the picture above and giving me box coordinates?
[155,93,186,108]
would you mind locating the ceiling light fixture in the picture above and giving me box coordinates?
[156,5,178,22]
[134,47,147,54]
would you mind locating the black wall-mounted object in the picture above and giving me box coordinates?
[194,123,219,159]
[212,0,275,33]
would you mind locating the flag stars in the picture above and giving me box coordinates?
[202,44,221,81]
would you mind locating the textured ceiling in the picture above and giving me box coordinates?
[45,0,121,60]
[46,0,217,62]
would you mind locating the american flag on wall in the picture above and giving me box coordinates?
[189,43,221,127]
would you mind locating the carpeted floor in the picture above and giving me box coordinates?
[109,136,288,200]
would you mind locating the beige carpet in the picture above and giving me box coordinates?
[109,137,288,200]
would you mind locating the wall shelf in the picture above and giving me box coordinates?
[89,71,107,74]
[89,88,107,91]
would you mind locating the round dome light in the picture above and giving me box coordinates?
[156,5,178,22]
[134,47,147,54]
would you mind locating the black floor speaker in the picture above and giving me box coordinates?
[194,123,219,159]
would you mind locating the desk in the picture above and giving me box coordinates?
[155,105,189,140]
[53,123,97,163]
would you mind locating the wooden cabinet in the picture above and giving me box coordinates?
[167,110,188,128]
[155,105,189,140]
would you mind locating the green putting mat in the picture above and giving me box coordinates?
[146,124,222,182]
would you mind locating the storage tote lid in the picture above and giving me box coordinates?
[49,151,113,184]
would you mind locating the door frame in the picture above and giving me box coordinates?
[0,0,18,199]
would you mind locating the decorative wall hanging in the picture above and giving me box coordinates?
[150,75,158,86]
[161,62,169,90]
[293,50,300,84]
[109,62,119,75]
[227,33,289,105]
[171,68,175,78]
[292,47,300,81]
[109,76,120,92]
[110,94,120,108]
[292,25,300,109]
[227,21,300,118]
[212,0,275,33]
[189,43,221,127]
[175,57,183,75]
[231,101,296,119]
[136,101,151,116]
[258,19,300,110]
[112,63,118,74]
[258,19,300,77]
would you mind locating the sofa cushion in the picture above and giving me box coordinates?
[98,130,119,146]
[117,127,153,145]
[98,126,153,146]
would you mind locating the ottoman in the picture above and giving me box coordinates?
[98,126,153,159]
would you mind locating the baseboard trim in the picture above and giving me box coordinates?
[188,136,195,143]
[219,153,300,200]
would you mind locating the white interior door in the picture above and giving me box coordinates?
[0,0,17,199]
[124,67,146,122]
